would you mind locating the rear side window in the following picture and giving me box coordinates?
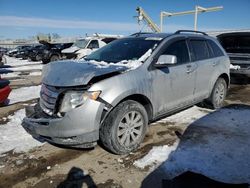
[190,40,210,61]
[207,40,224,57]
[163,40,190,64]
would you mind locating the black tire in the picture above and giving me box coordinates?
[100,100,148,154]
[35,54,41,61]
[207,78,227,109]
[42,59,49,64]
[50,55,59,62]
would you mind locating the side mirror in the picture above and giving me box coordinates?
[155,55,177,68]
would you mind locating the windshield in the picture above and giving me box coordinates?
[73,39,89,49]
[85,38,160,63]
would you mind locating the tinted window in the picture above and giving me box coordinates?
[190,40,210,61]
[88,40,99,49]
[207,40,224,57]
[163,40,190,64]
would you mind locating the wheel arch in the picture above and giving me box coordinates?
[101,93,154,124]
[218,73,230,88]
[119,94,153,121]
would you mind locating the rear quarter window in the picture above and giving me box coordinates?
[207,40,224,57]
[190,40,210,61]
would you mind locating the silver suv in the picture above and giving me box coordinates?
[22,30,230,154]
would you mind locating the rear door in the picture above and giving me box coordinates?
[188,38,216,101]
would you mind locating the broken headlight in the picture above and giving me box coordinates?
[59,91,101,113]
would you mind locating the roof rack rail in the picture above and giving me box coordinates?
[175,30,208,36]
[130,32,153,36]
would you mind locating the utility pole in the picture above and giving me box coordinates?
[160,6,223,32]
[136,7,161,33]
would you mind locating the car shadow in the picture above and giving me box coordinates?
[141,104,250,188]
[57,166,97,188]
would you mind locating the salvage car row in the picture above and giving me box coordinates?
[3,34,121,64]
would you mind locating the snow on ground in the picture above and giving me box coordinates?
[8,85,41,105]
[155,106,211,125]
[134,142,179,169]
[230,64,241,70]
[134,106,209,169]
[1,72,20,78]
[6,64,43,72]
[135,105,250,184]
[4,56,41,66]
[0,109,44,154]
[29,71,42,76]
[1,71,42,79]
[1,56,42,78]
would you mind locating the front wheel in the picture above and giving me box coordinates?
[208,78,227,109]
[100,100,148,154]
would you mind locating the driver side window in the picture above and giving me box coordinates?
[87,40,99,49]
[162,40,190,64]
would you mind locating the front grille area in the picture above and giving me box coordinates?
[40,84,60,115]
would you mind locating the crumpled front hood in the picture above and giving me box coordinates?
[42,60,128,87]
[61,46,80,53]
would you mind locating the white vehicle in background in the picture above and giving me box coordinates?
[62,34,122,60]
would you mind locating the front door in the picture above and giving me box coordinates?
[150,38,197,117]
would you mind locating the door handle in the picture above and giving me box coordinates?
[212,61,219,66]
[186,65,192,73]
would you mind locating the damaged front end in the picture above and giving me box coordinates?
[22,60,124,148]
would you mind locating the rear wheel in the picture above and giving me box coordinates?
[50,55,59,62]
[208,78,227,109]
[100,100,148,154]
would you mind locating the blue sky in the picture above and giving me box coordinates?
[0,0,250,39]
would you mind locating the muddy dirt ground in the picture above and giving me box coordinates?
[0,60,250,188]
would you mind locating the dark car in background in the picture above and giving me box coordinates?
[217,32,250,77]
[41,42,73,64]
[7,45,30,57]
[28,44,48,61]
[15,45,35,59]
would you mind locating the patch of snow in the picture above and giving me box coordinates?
[116,60,142,70]
[138,49,152,62]
[0,109,44,154]
[134,142,179,169]
[86,48,153,70]
[135,106,250,184]
[1,72,20,78]
[134,106,209,169]
[157,106,211,125]
[29,71,42,76]
[7,64,43,72]
[230,64,240,70]
[8,85,41,105]
[88,60,111,68]
[4,56,41,66]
